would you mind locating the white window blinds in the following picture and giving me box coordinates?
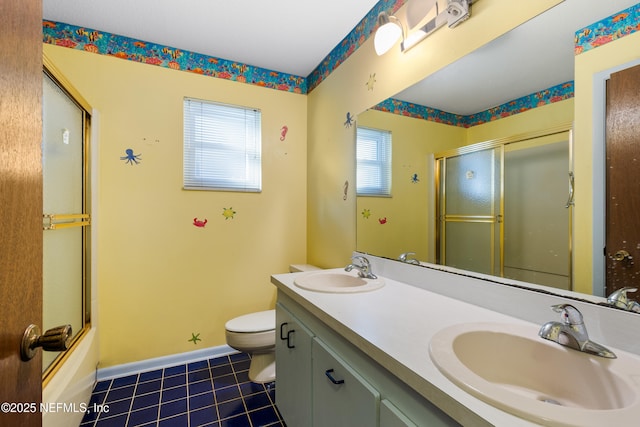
[356,127,392,196]
[183,98,262,192]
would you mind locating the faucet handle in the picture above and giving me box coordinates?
[398,252,415,261]
[607,287,639,310]
[551,304,584,325]
[351,255,370,267]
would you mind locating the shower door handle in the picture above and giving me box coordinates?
[565,171,575,208]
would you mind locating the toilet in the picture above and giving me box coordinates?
[225,264,320,383]
[225,310,276,383]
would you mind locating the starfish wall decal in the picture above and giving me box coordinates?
[188,332,201,344]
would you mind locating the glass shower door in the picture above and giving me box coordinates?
[436,130,572,290]
[42,71,89,373]
[503,137,571,289]
[437,147,502,275]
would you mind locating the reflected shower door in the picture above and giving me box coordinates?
[436,132,572,290]
[437,147,502,275]
[504,137,571,289]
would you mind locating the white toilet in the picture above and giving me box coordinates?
[225,310,276,383]
[224,264,320,384]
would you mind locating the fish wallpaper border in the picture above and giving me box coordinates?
[42,2,637,116]
[43,21,307,94]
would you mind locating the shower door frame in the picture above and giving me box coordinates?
[435,123,574,288]
[42,55,93,384]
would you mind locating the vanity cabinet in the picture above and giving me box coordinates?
[275,294,459,427]
[312,337,380,427]
[275,302,314,426]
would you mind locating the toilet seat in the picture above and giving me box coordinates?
[225,310,275,333]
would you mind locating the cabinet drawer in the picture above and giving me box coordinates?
[312,337,380,427]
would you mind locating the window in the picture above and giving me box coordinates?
[356,127,392,196]
[184,98,262,192]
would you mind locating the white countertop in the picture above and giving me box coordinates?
[271,268,545,426]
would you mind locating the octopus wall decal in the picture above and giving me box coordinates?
[344,112,354,128]
[120,148,142,165]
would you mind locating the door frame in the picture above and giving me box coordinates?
[591,58,640,297]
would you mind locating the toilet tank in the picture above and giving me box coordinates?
[289,264,321,273]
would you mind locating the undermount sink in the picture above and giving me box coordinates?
[429,322,640,427]
[294,270,384,293]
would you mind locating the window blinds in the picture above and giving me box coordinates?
[356,127,392,196]
[183,98,262,192]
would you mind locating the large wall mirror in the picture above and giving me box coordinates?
[356,0,640,308]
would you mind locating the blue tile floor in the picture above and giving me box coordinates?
[79,352,286,427]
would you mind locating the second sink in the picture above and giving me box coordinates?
[294,270,384,293]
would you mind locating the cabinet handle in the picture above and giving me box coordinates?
[286,330,296,348]
[279,322,289,340]
[325,369,345,385]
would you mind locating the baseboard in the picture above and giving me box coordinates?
[97,345,237,381]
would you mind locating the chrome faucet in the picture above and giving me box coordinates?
[398,252,420,265]
[607,287,640,313]
[538,304,616,359]
[345,256,377,279]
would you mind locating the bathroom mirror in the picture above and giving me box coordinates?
[356,0,638,304]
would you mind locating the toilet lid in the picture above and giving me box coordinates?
[225,309,275,333]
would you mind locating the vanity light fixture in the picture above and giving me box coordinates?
[375,0,472,55]
[374,11,404,55]
[446,0,471,28]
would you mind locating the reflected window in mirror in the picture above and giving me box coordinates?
[356,127,392,196]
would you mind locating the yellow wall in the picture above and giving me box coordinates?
[307,0,564,268]
[466,100,574,144]
[574,30,640,294]
[44,44,308,367]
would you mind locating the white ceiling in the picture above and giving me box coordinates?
[42,0,380,77]
[43,0,637,114]
[395,0,639,115]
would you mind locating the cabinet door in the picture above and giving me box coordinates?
[380,399,419,427]
[275,303,314,426]
[312,337,380,427]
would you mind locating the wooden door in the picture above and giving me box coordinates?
[605,64,640,299]
[0,1,43,426]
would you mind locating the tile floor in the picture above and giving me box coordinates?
[79,353,286,427]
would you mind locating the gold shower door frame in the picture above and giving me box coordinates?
[42,55,92,383]
[435,123,573,287]
[435,144,504,276]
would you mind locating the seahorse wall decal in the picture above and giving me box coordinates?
[280,125,288,141]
